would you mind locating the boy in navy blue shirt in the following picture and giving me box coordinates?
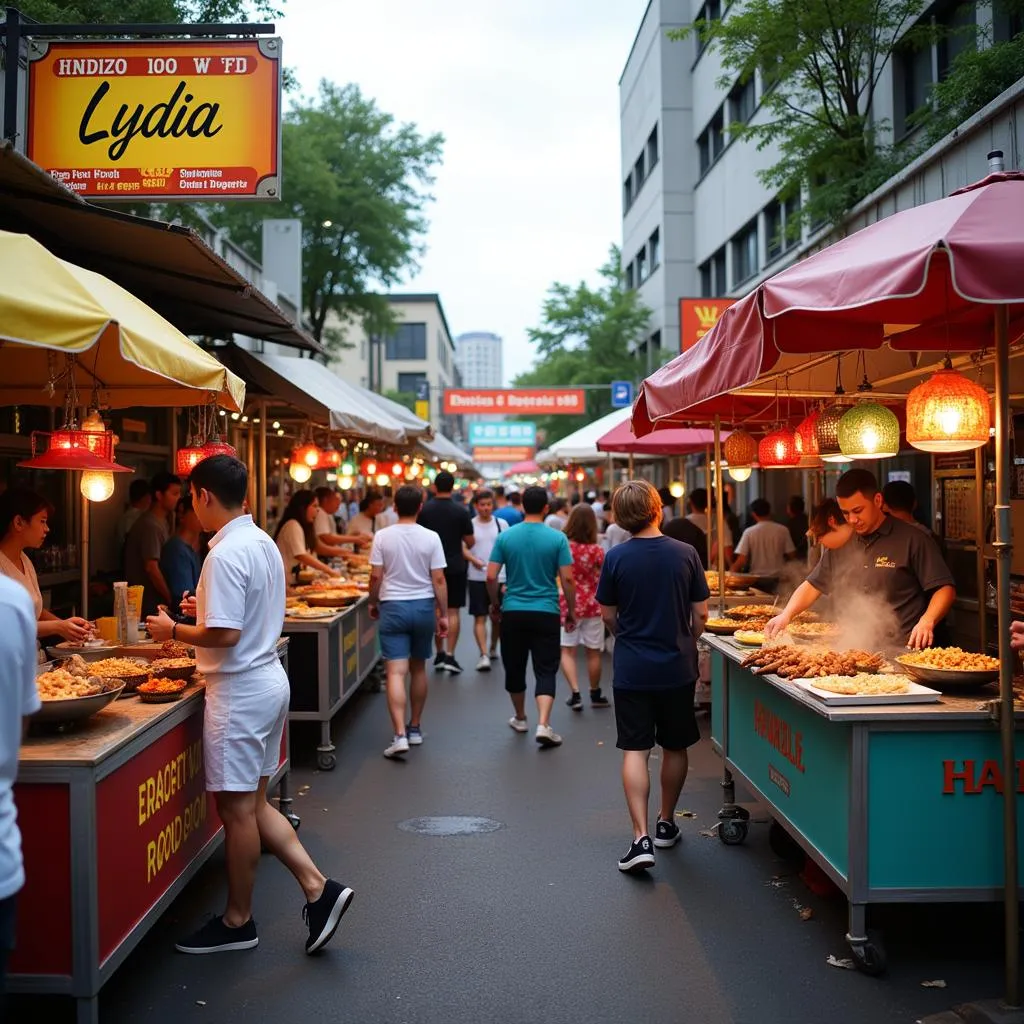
[597,481,709,873]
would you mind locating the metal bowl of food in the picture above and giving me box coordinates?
[704,618,739,635]
[895,652,1000,689]
[44,640,117,662]
[34,684,125,723]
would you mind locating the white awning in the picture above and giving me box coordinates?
[546,408,635,461]
[359,389,433,440]
[420,431,477,472]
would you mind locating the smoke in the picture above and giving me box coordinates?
[832,588,901,654]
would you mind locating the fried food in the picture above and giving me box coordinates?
[726,604,780,620]
[740,644,885,679]
[811,674,912,695]
[734,631,765,645]
[161,639,191,659]
[88,657,149,678]
[706,617,736,628]
[897,647,999,672]
[150,657,196,670]
[705,572,751,593]
[37,668,107,700]
[788,622,840,640]
[137,676,188,694]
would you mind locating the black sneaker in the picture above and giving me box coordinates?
[175,915,258,954]
[303,879,355,954]
[654,818,681,848]
[566,691,583,711]
[434,652,448,671]
[445,655,463,675]
[618,836,655,873]
[590,689,611,708]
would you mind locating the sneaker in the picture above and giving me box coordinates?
[175,915,258,954]
[445,655,463,675]
[508,716,528,733]
[433,652,448,671]
[489,648,500,661]
[383,735,409,759]
[476,654,492,672]
[406,725,423,746]
[618,836,655,873]
[566,691,583,711]
[303,879,354,954]
[590,689,611,708]
[535,723,563,747]
[654,818,681,848]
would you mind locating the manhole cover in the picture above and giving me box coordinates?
[397,816,503,836]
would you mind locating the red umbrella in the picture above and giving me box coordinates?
[595,421,730,454]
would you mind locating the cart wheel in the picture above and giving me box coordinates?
[719,819,748,845]
[317,751,337,771]
[849,934,887,977]
[284,812,301,831]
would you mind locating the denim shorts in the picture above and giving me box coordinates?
[379,598,436,661]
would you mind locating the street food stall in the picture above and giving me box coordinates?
[633,172,1024,995]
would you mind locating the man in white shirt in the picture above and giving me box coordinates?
[731,498,797,576]
[0,577,41,995]
[312,487,372,558]
[368,486,449,759]
[147,455,354,957]
[464,490,507,671]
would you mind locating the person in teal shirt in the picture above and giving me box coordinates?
[487,487,577,748]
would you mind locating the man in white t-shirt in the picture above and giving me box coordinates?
[147,456,354,957]
[368,485,449,759]
[0,577,41,993]
[731,498,797,577]
[464,490,507,672]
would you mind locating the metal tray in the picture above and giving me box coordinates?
[704,621,739,635]
[793,678,942,705]
[33,684,125,722]
[895,659,1000,689]
[44,641,116,662]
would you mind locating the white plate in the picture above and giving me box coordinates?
[792,678,942,706]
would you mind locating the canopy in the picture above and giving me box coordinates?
[420,431,477,473]
[635,173,1024,434]
[596,421,729,454]
[504,460,540,476]
[547,408,637,461]
[360,390,433,441]
[0,230,245,410]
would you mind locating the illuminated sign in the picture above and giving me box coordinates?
[468,422,537,447]
[444,389,584,416]
[27,39,281,199]
[473,447,535,463]
[679,298,737,352]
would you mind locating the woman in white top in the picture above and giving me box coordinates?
[273,491,341,581]
[0,488,93,643]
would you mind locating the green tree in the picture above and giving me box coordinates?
[14,1,281,22]
[207,81,444,351]
[383,389,417,414]
[515,246,650,445]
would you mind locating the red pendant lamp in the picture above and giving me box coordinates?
[758,427,800,468]
[794,409,820,457]
[723,428,758,467]
[906,366,990,453]
[200,432,238,461]
[19,431,133,472]
[318,444,342,470]
[360,458,379,477]
[176,433,206,476]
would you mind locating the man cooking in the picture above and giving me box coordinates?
[765,469,955,650]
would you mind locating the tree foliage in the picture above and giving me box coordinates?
[514,247,650,445]
[14,1,282,23]
[383,389,417,414]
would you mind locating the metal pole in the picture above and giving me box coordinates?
[714,416,726,611]
[975,444,988,651]
[704,445,713,576]
[258,400,268,530]
[80,483,89,619]
[628,453,634,478]
[993,304,1019,1008]
[245,418,256,514]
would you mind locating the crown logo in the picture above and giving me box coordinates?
[141,167,174,178]
[693,304,723,328]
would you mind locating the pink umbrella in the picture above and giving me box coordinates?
[503,459,539,476]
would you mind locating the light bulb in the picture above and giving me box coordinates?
[289,462,312,483]
[376,473,390,486]
[728,466,752,482]
[669,480,685,498]
[341,462,355,476]
[938,407,962,435]
[338,475,354,489]
[80,470,114,502]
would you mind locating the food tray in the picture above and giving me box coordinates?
[45,642,115,662]
[33,684,125,722]
[286,608,340,619]
[895,658,1000,688]
[138,689,187,703]
[793,678,942,706]
[704,621,739,635]
[305,594,361,608]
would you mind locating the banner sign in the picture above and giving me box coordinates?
[26,39,282,200]
[444,388,585,416]
[473,447,535,463]
[468,422,537,448]
[679,298,737,352]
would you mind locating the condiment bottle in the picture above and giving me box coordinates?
[113,581,129,646]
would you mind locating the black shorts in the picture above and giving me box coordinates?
[468,580,491,617]
[614,686,700,751]
[444,570,468,609]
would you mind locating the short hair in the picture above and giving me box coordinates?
[475,489,494,503]
[314,486,336,504]
[128,479,151,504]
[565,503,598,544]
[657,486,674,507]
[0,487,54,539]
[395,485,424,517]
[508,491,523,507]
[492,485,506,498]
[835,468,879,501]
[689,487,708,513]
[522,486,548,515]
[751,498,771,518]
[788,494,805,514]
[360,489,383,512]
[810,498,843,538]
[613,480,662,534]
[435,470,455,494]
[151,470,181,496]
[176,494,195,518]
[549,497,565,514]
[882,480,917,514]
[190,456,247,509]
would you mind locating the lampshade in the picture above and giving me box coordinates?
[80,470,115,502]
[289,462,312,483]
[361,458,378,477]
[375,473,390,487]
[293,441,321,468]
[758,428,800,468]
[815,403,854,463]
[728,466,753,482]
[318,445,342,469]
[391,462,404,477]
[794,410,820,457]
[341,461,355,476]
[18,430,132,473]
[175,437,206,477]
[837,402,900,459]
[723,428,758,467]
[669,480,685,498]
[200,433,238,462]
[338,474,354,490]
[906,369,990,453]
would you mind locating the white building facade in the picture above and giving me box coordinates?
[455,331,504,388]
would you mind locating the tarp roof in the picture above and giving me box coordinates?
[359,389,433,440]
[547,408,637,460]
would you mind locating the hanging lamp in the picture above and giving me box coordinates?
[175,407,206,477]
[758,427,800,468]
[906,360,990,453]
[723,428,758,468]
[794,408,820,458]
[836,355,900,459]
[815,357,854,463]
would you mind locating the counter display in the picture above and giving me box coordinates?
[704,633,1024,975]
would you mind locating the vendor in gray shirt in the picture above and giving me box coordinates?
[765,469,955,649]
[125,471,182,616]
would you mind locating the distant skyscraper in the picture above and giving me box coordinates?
[455,331,503,389]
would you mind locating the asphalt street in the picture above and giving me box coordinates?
[16,633,1011,1023]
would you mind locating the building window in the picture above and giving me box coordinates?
[625,261,635,290]
[695,0,722,57]
[636,245,648,284]
[994,6,1023,41]
[646,125,659,170]
[649,228,661,271]
[699,246,728,296]
[731,219,758,286]
[729,77,756,125]
[634,151,646,190]
[385,322,427,360]
[698,106,726,176]
[397,372,428,395]
[650,329,662,354]
[764,192,802,263]
[623,172,634,211]
[936,0,976,79]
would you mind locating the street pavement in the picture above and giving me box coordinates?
[17,634,1009,1023]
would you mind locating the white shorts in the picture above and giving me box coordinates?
[203,661,289,792]
[561,616,605,649]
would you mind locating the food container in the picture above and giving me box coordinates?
[704,620,739,636]
[895,657,1000,689]
[33,684,125,724]
[150,660,197,682]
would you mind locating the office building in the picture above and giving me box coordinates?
[455,331,503,389]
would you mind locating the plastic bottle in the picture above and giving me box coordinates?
[113,582,129,646]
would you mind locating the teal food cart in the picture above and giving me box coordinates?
[705,634,1024,974]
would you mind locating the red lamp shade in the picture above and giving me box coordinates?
[317,447,342,470]
[758,428,800,468]
[175,443,206,476]
[293,441,321,468]
[360,458,378,477]
[723,428,758,467]
[18,430,132,472]
[794,410,820,457]
[200,435,238,461]
[906,369,991,453]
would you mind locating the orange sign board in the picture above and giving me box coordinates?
[27,39,281,199]
[444,388,585,416]
[679,298,737,352]
[473,447,535,463]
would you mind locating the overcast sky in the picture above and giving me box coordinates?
[277,0,648,384]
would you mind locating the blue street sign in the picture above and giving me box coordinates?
[610,380,633,408]
[414,380,430,401]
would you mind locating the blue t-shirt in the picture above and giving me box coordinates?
[596,535,710,690]
[160,535,200,603]
[494,506,525,526]
[489,521,572,615]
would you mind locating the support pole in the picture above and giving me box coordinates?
[993,304,1020,1008]
[258,400,268,530]
[704,445,713,575]
[714,416,726,613]
[628,453,635,478]
[80,482,89,619]
[975,444,988,651]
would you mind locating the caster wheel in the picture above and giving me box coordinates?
[317,752,337,771]
[284,812,301,831]
[849,933,887,976]
[719,819,748,845]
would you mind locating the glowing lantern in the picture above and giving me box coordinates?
[361,459,378,477]
[341,462,355,476]
[906,369,990,453]
[668,480,685,498]
[318,445,342,469]
[723,428,758,469]
[80,470,115,502]
[815,402,854,463]
[575,470,585,482]
[293,441,321,468]
[728,466,753,482]
[200,432,237,462]
[837,403,900,459]
[375,473,390,487]
[289,462,312,483]
[757,428,800,468]
[175,439,205,476]
[794,410,820,457]
[391,462,404,477]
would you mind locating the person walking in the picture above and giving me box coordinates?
[418,471,475,674]
[596,481,709,873]
[495,490,525,526]
[487,486,576,747]
[731,498,797,576]
[559,504,611,711]
[368,485,449,758]
[146,455,353,955]
[464,490,507,671]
